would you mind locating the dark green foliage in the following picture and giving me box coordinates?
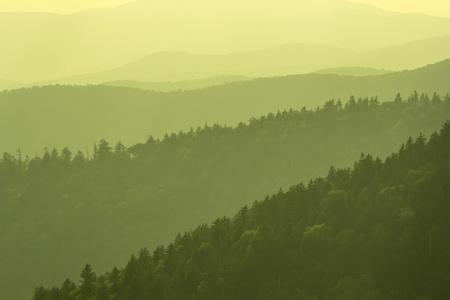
[33,121,450,299]
[60,279,76,300]
[2,93,450,300]
[79,264,97,299]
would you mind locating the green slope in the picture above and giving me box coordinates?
[1,59,450,156]
[1,96,450,300]
[33,121,450,299]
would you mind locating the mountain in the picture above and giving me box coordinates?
[314,67,391,76]
[1,0,450,83]
[0,78,21,91]
[1,59,449,156]
[39,43,355,85]
[14,111,450,300]
[103,75,252,92]
[40,35,450,85]
[32,121,450,299]
[352,35,450,70]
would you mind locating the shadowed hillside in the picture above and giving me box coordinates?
[32,120,450,299]
[1,95,450,300]
[1,59,449,156]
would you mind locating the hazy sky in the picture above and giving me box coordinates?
[0,0,450,17]
[0,0,132,14]
[355,0,450,17]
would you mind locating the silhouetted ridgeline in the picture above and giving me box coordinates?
[1,94,450,300]
[1,58,450,156]
[31,120,450,300]
[102,75,251,92]
[45,35,450,86]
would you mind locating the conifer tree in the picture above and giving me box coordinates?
[79,264,97,299]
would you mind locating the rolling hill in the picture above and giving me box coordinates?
[37,43,355,85]
[31,121,450,299]
[1,59,449,156]
[313,67,391,77]
[102,75,252,92]
[1,0,450,83]
[0,79,21,91]
[38,35,450,86]
[2,97,450,300]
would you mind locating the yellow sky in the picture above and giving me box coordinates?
[354,0,450,17]
[0,0,134,14]
[0,0,449,17]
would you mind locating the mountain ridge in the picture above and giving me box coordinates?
[34,35,450,86]
[1,58,450,156]
[1,2,450,82]
[2,96,450,300]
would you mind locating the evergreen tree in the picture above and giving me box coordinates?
[79,264,96,299]
[60,278,76,300]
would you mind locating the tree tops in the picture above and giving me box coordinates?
[30,116,450,300]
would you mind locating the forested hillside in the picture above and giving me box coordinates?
[32,118,450,300]
[1,94,450,300]
[1,58,450,156]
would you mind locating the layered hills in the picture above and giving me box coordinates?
[32,121,450,299]
[1,95,450,300]
[102,76,251,92]
[1,0,450,82]
[38,35,450,85]
[1,59,449,156]
[313,67,391,77]
[0,79,21,91]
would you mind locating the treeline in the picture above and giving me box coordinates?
[1,58,450,156]
[32,120,450,300]
[1,92,450,300]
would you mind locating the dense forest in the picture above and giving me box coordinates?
[31,118,450,300]
[1,92,450,299]
[3,1,450,300]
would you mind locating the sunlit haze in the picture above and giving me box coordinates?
[0,0,134,14]
[353,0,450,17]
[1,0,450,299]
[0,0,449,16]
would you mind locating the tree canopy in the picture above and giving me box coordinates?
[1,91,450,299]
[31,120,450,299]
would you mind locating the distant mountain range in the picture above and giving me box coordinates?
[0,79,21,91]
[101,68,391,92]
[102,69,390,92]
[1,0,450,82]
[1,58,449,156]
[33,35,450,86]
[314,67,391,76]
[38,43,353,85]
[103,75,252,92]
